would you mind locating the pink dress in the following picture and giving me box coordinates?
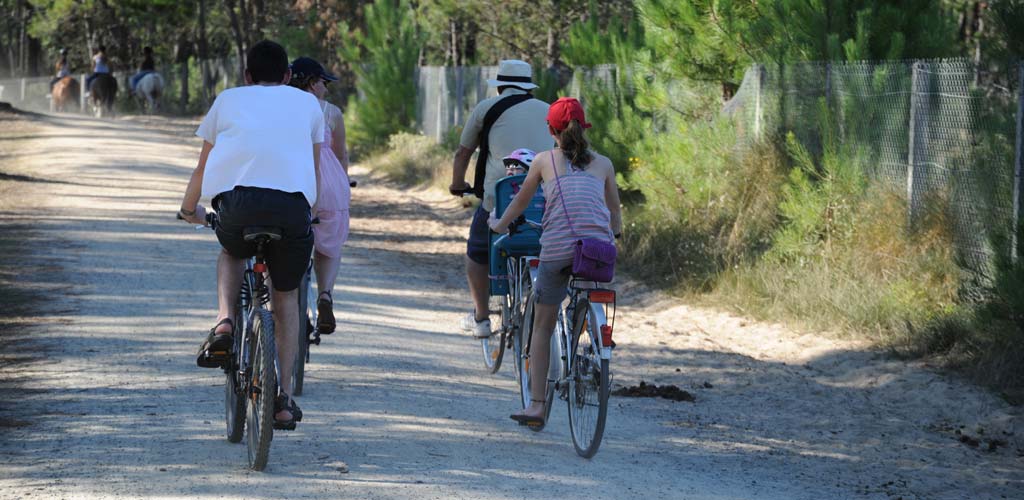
[313,102,351,259]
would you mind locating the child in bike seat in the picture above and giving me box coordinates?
[178,39,323,430]
[489,97,623,426]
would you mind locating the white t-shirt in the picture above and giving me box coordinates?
[196,85,325,206]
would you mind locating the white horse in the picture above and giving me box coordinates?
[134,72,164,114]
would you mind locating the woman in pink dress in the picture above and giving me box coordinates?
[289,57,351,333]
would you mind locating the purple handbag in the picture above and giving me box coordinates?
[552,152,617,282]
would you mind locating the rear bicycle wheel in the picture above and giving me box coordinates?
[246,308,277,471]
[224,305,246,443]
[482,294,508,374]
[566,299,609,458]
[291,265,312,396]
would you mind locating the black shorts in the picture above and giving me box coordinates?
[212,186,313,292]
[466,206,490,265]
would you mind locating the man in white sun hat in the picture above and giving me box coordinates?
[450,59,552,338]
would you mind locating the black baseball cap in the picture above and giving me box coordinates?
[289,57,338,82]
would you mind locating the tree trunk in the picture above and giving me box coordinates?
[449,18,457,67]
[27,35,41,76]
[198,0,211,103]
[224,0,246,84]
[176,35,192,111]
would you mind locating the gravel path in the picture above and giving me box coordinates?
[0,111,1022,499]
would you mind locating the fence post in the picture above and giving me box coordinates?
[20,78,26,101]
[1013,61,1024,260]
[907,62,922,226]
[753,64,764,140]
[825,62,832,102]
[79,74,87,110]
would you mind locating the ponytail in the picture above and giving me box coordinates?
[557,120,592,167]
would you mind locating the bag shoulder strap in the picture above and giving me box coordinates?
[472,93,534,198]
[550,150,579,239]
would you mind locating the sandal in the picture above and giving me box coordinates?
[316,291,336,334]
[273,393,303,430]
[510,400,545,427]
[196,318,233,368]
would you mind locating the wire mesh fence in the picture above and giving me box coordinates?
[413,64,618,144]
[724,58,1022,277]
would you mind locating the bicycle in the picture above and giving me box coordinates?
[482,174,544,374]
[292,179,355,396]
[182,212,281,471]
[510,217,617,458]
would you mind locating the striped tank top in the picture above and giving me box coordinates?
[539,158,613,262]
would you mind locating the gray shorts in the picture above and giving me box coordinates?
[533,259,574,305]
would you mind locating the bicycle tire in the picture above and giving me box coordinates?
[246,308,277,471]
[224,305,246,443]
[516,293,534,409]
[292,266,311,396]
[518,294,556,432]
[566,299,609,458]
[482,295,508,374]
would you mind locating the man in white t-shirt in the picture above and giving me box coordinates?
[178,40,323,430]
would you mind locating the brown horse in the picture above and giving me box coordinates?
[90,73,118,118]
[51,76,80,113]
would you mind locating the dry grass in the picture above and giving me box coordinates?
[361,132,452,189]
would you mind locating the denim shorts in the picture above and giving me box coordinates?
[466,206,490,265]
[532,259,574,305]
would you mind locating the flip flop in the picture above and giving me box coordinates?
[510,413,545,427]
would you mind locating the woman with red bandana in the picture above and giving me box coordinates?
[490,97,623,425]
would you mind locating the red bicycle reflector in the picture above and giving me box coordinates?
[253,262,268,273]
[589,290,615,303]
[601,325,613,346]
[529,259,540,268]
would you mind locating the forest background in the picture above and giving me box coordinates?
[4,0,1024,399]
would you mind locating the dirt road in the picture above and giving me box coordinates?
[0,111,1022,499]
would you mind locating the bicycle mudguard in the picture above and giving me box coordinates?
[489,174,545,295]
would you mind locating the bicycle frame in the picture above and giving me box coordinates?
[228,250,274,398]
[547,281,615,395]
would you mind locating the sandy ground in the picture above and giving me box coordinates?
[0,111,1022,500]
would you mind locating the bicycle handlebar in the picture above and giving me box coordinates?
[176,211,217,229]
[507,215,541,236]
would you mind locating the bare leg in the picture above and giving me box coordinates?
[314,250,340,299]
[270,287,298,420]
[216,250,244,334]
[465,255,490,321]
[515,302,559,419]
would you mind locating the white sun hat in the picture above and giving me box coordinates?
[486,59,538,90]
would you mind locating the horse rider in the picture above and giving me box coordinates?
[130,46,156,93]
[50,48,71,90]
[85,45,111,94]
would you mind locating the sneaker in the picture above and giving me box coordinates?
[461,313,492,338]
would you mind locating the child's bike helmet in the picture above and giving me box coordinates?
[502,148,537,171]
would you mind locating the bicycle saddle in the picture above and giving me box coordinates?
[242,226,283,242]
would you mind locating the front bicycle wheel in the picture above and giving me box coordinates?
[567,299,609,458]
[224,305,246,443]
[291,265,312,396]
[517,294,556,432]
[246,308,277,471]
